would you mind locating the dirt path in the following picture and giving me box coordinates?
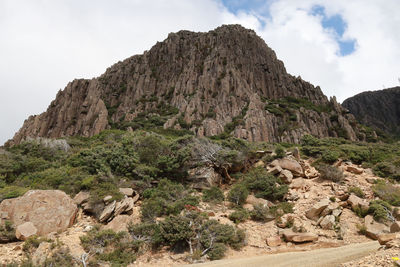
[186,241,380,267]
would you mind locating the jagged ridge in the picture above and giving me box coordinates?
[10,24,360,145]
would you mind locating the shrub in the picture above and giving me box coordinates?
[23,236,51,253]
[356,223,367,235]
[202,187,224,203]
[372,181,400,206]
[207,243,227,260]
[0,186,28,201]
[229,208,250,224]
[368,200,392,222]
[227,184,249,206]
[348,186,365,198]
[0,220,16,242]
[242,168,288,201]
[270,202,294,216]
[274,145,285,159]
[353,206,369,218]
[321,150,339,164]
[250,204,275,222]
[316,164,344,183]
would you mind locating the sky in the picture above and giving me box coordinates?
[1,0,399,145]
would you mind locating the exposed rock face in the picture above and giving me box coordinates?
[15,222,37,240]
[0,190,77,236]
[9,25,360,145]
[342,86,400,137]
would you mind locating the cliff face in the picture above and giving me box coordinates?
[10,25,360,145]
[342,87,400,136]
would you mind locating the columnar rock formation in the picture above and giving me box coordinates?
[343,86,400,136]
[10,25,360,145]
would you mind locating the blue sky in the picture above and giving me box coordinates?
[221,0,356,56]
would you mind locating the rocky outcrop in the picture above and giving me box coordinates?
[342,86,400,137]
[0,190,77,236]
[9,25,360,145]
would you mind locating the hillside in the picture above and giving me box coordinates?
[9,25,362,145]
[342,86,400,137]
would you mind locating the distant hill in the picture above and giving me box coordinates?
[9,25,361,145]
[342,86,400,137]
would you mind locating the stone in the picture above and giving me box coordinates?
[246,195,270,207]
[268,166,282,175]
[271,158,303,176]
[293,147,300,160]
[280,170,293,184]
[32,242,52,265]
[366,178,376,184]
[320,202,340,217]
[332,209,342,217]
[290,178,310,190]
[187,166,222,189]
[319,215,335,230]
[377,233,397,245]
[390,221,400,233]
[364,215,389,240]
[99,201,116,223]
[346,166,363,174]
[103,195,113,203]
[119,188,134,197]
[15,222,37,240]
[393,208,400,220]
[0,190,77,236]
[347,194,369,211]
[104,215,133,232]
[282,230,318,243]
[305,199,330,221]
[73,191,90,205]
[253,160,265,168]
[114,197,134,216]
[266,236,282,247]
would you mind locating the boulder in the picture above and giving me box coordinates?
[99,201,116,223]
[271,158,303,176]
[347,194,369,211]
[266,236,282,247]
[187,166,222,189]
[305,199,330,221]
[73,191,90,205]
[119,188,134,197]
[282,230,318,243]
[104,215,133,232]
[293,147,300,160]
[377,233,397,245]
[246,195,271,207]
[15,222,37,240]
[280,170,293,184]
[346,166,363,174]
[391,221,400,233]
[268,165,282,175]
[114,197,134,217]
[364,215,389,240]
[0,190,77,236]
[393,208,400,220]
[253,160,265,168]
[319,215,335,230]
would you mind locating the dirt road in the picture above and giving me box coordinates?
[186,241,380,267]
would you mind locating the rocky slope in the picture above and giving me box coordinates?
[342,86,400,137]
[9,25,361,145]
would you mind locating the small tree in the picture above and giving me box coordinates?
[227,184,249,205]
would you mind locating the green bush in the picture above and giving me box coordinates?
[348,186,365,198]
[207,243,227,260]
[202,187,225,203]
[316,164,344,183]
[242,168,288,201]
[250,204,275,222]
[368,200,392,222]
[227,184,249,206]
[229,208,250,224]
[372,181,400,206]
[321,150,340,164]
[275,145,285,159]
[0,220,16,242]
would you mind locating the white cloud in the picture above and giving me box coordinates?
[0,0,399,144]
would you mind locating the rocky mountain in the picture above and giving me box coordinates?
[342,86,400,137]
[9,24,361,145]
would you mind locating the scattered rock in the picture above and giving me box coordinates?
[73,191,90,205]
[364,215,389,240]
[188,166,222,189]
[246,195,270,207]
[282,230,318,243]
[266,236,282,247]
[114,197,134,217]
[319,215,335,230]
[119,188,134,197]
[253,160,265,168]
[268,165,282,175]
[290,178,310,190]
[103,195,113,203]
[32,242,52,265]
[271,158,303,176]
[305,199,330,221]
[377,233,397,245]
[393,209,400,220]
[280,170,293,184]
[0,190,77,236]
[347,194,369,211]
[293,147,300,160]
[99,201,116,223]
[15,222,37,240]
[346,166,363,174]
[104,215,133,232]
